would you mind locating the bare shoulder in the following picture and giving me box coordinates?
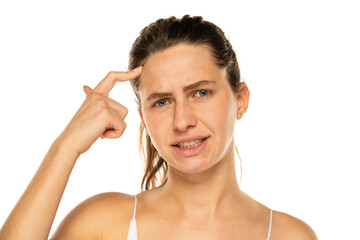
[271,210,318,240]
[50,192,136,240]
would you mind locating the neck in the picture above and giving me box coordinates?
[159,145,242,220]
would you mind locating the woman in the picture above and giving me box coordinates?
[0,15,317,240]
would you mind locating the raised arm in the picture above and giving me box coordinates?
[0,67,142,240]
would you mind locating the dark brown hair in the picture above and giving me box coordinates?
[128,15,242,191]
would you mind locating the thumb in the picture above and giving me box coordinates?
[83,85,93,96]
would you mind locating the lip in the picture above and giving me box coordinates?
[170,135,209,146]
[171,137,209,158]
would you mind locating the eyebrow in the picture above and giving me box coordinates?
[145,80,216,102]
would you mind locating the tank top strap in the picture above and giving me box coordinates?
[132,195,137,219]
[126,195,138,240]
[266,209,273,240]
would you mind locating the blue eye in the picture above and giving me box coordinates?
[154,99,168,107]
[195,90,209,97]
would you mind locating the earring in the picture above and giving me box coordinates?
[238,112,243,118]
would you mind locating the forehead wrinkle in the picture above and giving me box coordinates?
[145,80,216,102]
[139,44,223,104]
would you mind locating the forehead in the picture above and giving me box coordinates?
[138,44,225,94]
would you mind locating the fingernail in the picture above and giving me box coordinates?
[131,66,142,73]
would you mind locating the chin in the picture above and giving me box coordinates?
[169,156,215,174]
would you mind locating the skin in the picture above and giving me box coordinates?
[0,44,318,240]
[138,44,247,220]
[0,68,142,240]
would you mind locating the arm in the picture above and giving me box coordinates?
[50,192,135,240]
[0,137,79,240]
[0,67,142,240]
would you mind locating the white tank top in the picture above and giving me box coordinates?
[126,195,273,240]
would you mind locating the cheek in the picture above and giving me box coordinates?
[142,112,169,149]
[200,96,237,133]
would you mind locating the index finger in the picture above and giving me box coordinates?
[93,66,142,96]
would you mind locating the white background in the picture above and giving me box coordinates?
[0,0,359,239]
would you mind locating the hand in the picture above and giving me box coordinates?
[58,66,142,155]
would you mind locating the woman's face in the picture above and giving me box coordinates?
[138,44,245,174]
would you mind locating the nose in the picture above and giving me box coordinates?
[173,101,197,132]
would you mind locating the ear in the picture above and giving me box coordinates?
[236,82,250,120]
[138,110,148,132]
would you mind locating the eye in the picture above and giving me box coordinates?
[194,90,210,98]
[153,99,169,108]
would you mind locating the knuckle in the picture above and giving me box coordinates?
[117,119,126,128]
[98,108,112,121]
[104,71,116,83]
[123,107,129,117]
[114,121,126,138]
[107,70,128,81]
[120,122,127,134]
[97,111,107,122]
[88,91,103,100]
[106,71,114,77]
[94,99,107,109]
[107,71,122,80]
[107,71,116,77]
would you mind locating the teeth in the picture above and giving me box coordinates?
[177,139,204,149]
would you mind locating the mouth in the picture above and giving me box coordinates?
[172,137,209,149]
[171,136,210,157]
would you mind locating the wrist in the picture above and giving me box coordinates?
[50,135,81,163]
